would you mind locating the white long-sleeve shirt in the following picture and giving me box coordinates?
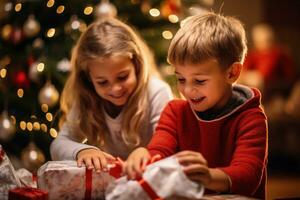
[50,77,173,160]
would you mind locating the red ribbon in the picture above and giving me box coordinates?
[85,168,93,200]
[84,158,123,200]
[8,187,48,199]
[138,178,163,200]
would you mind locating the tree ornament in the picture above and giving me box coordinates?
[38,81,59,107]
[10,26,23,45]
[13,70,30,88]
[23,15,41,38]
[95,0,117,18]
[21,142,45,173]
[0,111,16,141]
[57,58,71,72]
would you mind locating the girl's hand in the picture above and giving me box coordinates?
[175,150,212,186]
[77,148,115,172]
[124,147,151,179]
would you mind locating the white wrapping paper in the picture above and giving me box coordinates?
[106,156,204,200]
[37,160,118,200]
[0,145,36,200]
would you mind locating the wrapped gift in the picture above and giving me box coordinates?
[37,159,122,200]
[0,145,22,200]
[106,156,204,200]
[8,187,48,200]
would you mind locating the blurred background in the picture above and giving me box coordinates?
[0,0,299,199]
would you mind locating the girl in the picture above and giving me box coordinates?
[50,18,173,172]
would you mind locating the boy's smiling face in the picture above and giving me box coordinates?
[174,59,234,112]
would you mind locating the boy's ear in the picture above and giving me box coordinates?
[226,62,242,83]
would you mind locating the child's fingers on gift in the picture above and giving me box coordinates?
[83,157,94,170]
[92,156,102,172]
[182,163,209,175]
[176,151,207,165]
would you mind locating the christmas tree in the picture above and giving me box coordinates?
[0,0,212,172]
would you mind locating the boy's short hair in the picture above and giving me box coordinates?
[168,12,247,69]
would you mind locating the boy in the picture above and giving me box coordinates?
[125,12,268,199]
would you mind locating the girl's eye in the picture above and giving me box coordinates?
[97,80,108,85]
[118,74,128,81]
[177,78,185,84]
[195,79,206,84]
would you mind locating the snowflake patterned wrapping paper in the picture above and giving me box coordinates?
[106,156,204,200]
[37,160,120,200]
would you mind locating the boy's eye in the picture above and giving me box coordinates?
[195,79,206,84]
[118,74,128,81]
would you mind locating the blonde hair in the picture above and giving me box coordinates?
[60,18,158,148]
[168,12,247,69]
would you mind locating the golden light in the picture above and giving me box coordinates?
[26,122,33,131]
[47,28,56,38]
[149,8,160,17]
[17,88,24,98]
[162,30,173,40]
[0,68,7,78]
[46,113,53,122]
[47,0,55,8]
[15,3,22,12]
[33,122,41,131]
[1,25,12,40]
[37,63,45,72]
[20,121,26,130]
[40,123,47,132]
[79,23,87,32]
[56,5,65,14]
[41,104,48,113]
[50,128,58,138]
[84,6,93,15]
[168,14,179,23]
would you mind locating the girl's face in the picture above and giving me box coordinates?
[174,59,233,112]
[88,56,137,106]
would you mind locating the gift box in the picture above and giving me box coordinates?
[106,156,204,200]
[8,187,48,200]
[37,160,122,200]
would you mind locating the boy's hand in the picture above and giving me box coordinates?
[175,150,212,186]
[77,148,115,172]
[124,147,151,179]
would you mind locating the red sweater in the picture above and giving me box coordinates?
[148,87,268,199]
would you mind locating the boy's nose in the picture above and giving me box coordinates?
[184,85,196,96]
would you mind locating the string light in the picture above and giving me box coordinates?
[56,5,65,14]
[162,30,173,40]
[26,122,33,131]
[47,28,56,37]
[47,0,55,8]
[37,63,45,72]
[168,14,179,23]
[40,123,47,132]
[0,68,7,78]
[84,6,93,15]
[15,3,22,12]
[46,113,53,122]
[49,128,58,138]
[17,89,24,98]
[33,122,41,131]
[41,104,48,113]
[20,121,26,130]
[149,8,160,17]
